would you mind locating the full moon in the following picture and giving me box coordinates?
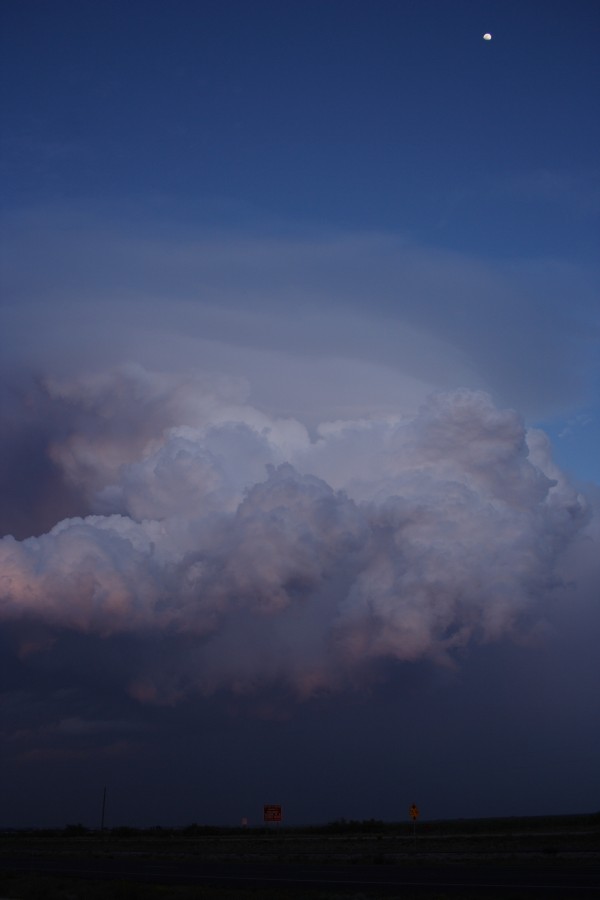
[483,33,492,40]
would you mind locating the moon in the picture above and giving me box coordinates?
[483,33,492,40]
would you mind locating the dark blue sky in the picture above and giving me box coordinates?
[1,1,599,828]
[3,0,599,255]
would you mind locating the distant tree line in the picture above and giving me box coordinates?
[2,811,598,838]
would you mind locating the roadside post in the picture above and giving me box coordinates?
[409,803,419,851]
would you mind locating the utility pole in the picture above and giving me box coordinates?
[100,786,107,831]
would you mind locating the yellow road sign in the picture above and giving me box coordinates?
[409,803,419,820]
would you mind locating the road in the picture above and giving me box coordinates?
[2,855,600,896]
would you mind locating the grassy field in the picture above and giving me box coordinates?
[1,813,598,899]
[2,813,598,862]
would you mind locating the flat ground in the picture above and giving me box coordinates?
[1,814,598,899]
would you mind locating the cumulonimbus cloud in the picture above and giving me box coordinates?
[0,366,592,703]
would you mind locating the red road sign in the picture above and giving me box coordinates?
[263,804,282,822]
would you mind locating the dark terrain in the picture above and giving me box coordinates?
[1,813,598,898]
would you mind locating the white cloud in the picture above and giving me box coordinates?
[0,370,591,703]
